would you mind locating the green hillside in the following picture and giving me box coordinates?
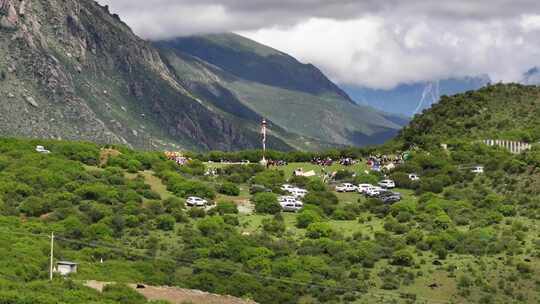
[156,34,402,149]
[400,83,540,147]
[0,136,538,303]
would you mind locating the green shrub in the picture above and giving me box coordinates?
[296,210,321,228]
[217,182,240,196]
[156,215,175,231]
[102,283,147,304]
[213,201,239,215]
[391,250,414,266]
[303,191,338,216]
[252,192,280,214]
[306,222,333,239]
[252,170,285,189]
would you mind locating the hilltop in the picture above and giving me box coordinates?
[399,83,540,147]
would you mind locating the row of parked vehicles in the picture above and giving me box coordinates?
[336,179,396,192]
[279,184,307,212]
[335,179,402,203]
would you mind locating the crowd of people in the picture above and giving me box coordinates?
[366,153,405,172]
[164,151,190,166]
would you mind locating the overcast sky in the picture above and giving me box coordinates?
[98,0,540,89]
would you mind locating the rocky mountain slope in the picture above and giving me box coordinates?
[0,0,403,151]
[0,0,271,151]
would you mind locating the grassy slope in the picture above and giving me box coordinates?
[156,35,402,149]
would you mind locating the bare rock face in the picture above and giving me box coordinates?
[0,0,18,29]
[0,0,256,151]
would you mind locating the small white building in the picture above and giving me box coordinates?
[56,261,78,276]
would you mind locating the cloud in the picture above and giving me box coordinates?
[96,0,540,89]
[243,16,540,89]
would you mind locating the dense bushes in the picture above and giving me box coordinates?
[217,182,240,196]
[253,193,280,214]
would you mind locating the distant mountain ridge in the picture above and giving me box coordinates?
[343,76,491,117]
[523,67,540,85]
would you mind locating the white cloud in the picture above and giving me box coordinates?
[97,0,540,89]
[242,16,540,89]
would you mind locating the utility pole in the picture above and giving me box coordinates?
[49,232,54,281]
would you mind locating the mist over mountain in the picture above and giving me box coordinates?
[343,76,491,117]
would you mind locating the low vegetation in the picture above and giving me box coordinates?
[0,132,538,303]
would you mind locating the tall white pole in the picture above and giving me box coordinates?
[261,119,267,162]
[49,232,54,281]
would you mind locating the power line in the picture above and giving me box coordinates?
[0,228,450,303]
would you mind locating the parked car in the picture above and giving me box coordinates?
[379,191,402,204]
[378,179,396,189]
[336,183,358,192]
[186,196,208,207]
[408,174,420,181]
[357,184,374,193]
[365,187,384,197]
[290,188,308,198]
[279,196,303,212]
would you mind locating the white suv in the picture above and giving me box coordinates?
[378,180,396,189]
[279,196,303,212]
[357,184,373,193]
[186,197,208,207]
[365,187,384,197]
[336,183,358,192]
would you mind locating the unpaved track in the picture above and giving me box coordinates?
[85,281,257,304]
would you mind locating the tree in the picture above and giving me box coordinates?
[156,215,175,231]
[252,170,285,190]
[296,210,321,228]
[306,222,333,239]
[253,192,281,214]
[217,182,240,196]
[213,201,239,215]
[390,250,414,266]
[303,191,338,216]
[197,216,226,236]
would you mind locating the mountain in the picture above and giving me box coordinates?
[154,34,403,149]
[523,67,540,85]
[343,76,491,117]
[0,1,402,152]
[398,83,540,146]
